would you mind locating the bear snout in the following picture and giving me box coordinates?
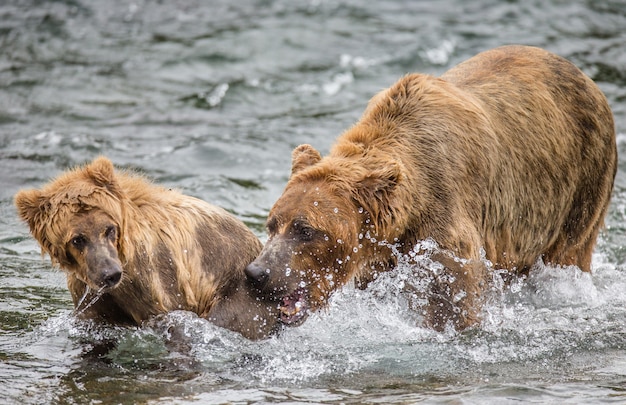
[244,261,269,287]
[85,245,124,290]
[98,262,123,289]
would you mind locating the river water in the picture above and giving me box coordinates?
[1,1,626,404]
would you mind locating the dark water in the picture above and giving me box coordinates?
[1,0,626,403]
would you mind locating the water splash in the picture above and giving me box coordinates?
[21,286,108,345]
[422,39,456,65]
[322,71,354,96]
[205,83,229,107]
[73,285,106,318]
[15,242,626,391]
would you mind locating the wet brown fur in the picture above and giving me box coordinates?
[249,45,617,331]
[15,157,279,339]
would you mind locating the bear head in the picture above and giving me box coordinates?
[15,157,127,293]
[245,144,402,326]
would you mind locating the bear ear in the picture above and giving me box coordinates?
[14,189,47,232]
[15,189,63,263]
[291,144,322,176]
[85,156,117,190]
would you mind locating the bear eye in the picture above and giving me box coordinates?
[293,220,315,241]
[70,235,87,250]
[105,225,117,240]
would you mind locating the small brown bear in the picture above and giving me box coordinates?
[15,157,280,339]
[244,45,617,332]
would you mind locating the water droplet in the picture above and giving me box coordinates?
[453,291,467,303]
[313,201,319,206]
[333,207,339,214]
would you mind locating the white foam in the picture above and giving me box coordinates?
[22,241,626,385]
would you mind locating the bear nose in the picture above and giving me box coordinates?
[101,266,122,288]
[245,262,269,287]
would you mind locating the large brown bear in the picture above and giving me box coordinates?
[15,157,280,339]
[244,45,617,332]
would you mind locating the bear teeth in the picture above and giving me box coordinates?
[279,288,308,325]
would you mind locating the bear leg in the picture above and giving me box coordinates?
[424,252,488,331]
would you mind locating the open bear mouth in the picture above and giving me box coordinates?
[279,288,309,326]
